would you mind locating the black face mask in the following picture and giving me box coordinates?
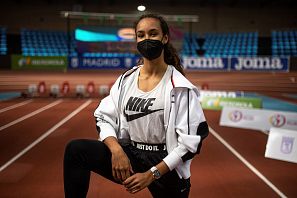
[137,39,164,60]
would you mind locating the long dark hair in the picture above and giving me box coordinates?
[134,13,185,76]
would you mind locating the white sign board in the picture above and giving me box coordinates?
[28,84,37,94]
[265,127,297,163]
[99,85,110,96]
[220,107,297,131]
[50,84,60,95]
[198,90,242,102]
[76,85,85,94]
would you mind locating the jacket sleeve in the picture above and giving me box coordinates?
[163,88,209,171]
[94,76,122,141]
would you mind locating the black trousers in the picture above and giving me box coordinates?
[64,139,191,198]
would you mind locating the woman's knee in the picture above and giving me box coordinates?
[64,139,87,156]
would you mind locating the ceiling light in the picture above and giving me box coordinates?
[137,5,146,12]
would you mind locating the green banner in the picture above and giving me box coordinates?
[11,55,67,70]
[201,96,262,110]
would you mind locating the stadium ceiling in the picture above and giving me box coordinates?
[6,0,297,7]
[61,11,199,23]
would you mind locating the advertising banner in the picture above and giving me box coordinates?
[182,56,229,70]
[220,107,297,131]
[181,56,290,72]
[69,56,140,69]
[230,57,289,72]
[77,41,137,53]
[265,127,297,164]
[199,90,244,101]
[11,55,67,70]
[201,96,262,110]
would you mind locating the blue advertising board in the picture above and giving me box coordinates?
[230,57,289,72]
[182,56,229,71]
[69,56,140,69]
[68,56,290,72]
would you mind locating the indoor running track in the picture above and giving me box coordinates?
[0,98,296,198]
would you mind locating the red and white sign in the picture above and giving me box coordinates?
[87,82,95,94]
[62,81,70,94]
[38,81,46,94]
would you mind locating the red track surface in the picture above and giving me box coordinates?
[0,71,297,197]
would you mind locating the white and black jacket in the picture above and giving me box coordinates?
[94,65,209,179]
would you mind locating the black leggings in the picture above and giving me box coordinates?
[64,139,191,198]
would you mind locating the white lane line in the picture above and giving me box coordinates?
[0,100,33,114]
[0,99,92,172]
[209,127,287,198]
[0,100,62,132]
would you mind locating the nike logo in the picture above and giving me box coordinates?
[180,188,187,193]
[124,109,163,122]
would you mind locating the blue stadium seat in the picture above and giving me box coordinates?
[0,27,8,55]
[182,32,199,56]
[182,31,258,57]
[202,32,258,57]
[272,29,297,57]
[20,29,76,56]
[20,29,138,58]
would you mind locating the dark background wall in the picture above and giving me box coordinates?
[0,0,296,35]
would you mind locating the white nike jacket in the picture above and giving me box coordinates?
[94,65,209,179]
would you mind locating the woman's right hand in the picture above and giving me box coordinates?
[103,137,134,183]
[110,146,134,183]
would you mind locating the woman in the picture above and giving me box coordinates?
[64,13,208,198]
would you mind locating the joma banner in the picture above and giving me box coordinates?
[181,56,290,72]
[182,56,229,70]
[230,57,289,72]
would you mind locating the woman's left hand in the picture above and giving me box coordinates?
[122,170,154,194]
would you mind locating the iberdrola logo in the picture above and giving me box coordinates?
[18,57,31,67]
[269,114,286,127]
[228,110,243,122]
[206,98,220,107]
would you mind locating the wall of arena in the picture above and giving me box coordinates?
[0,3,296,36]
